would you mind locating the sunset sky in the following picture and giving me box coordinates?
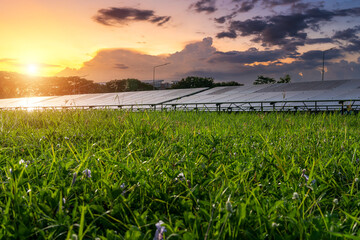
[1,0,360,84]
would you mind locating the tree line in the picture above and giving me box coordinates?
[253,74,291,85]
[0,72,243,99]
[0,72,156,99]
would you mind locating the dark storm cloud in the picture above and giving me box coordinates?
[333,26,360,41]
[217,7,360,50]
[94,7,171,26]
[216,30,237,38]
[232,0,297,13]
[300,49,343,61]
[305,38,333,44]
[227,19,267,37]
[214,16,226,24]
[334,7,360,17]
[290,2,323,13]
[208,47,287,64]
[190,0,217,13]
[333,26,360,52]
[262,0,300,7]
[343,39,360,53]
[235,0,260,12]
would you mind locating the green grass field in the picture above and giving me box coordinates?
[0,110,359,239]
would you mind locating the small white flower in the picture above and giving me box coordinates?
[292,192,299,200]
[355,178,359,183]
[19,159,25,165]
[175,172,185,182]
[9,168,13,174]
[63,198,66,204]
[333,198,339,205]
[27,189,31,193]
[120,183,126,189]
[226,195,233,213]
[154,220,167,240]
[64,137,69,140]
[272,222,279,228]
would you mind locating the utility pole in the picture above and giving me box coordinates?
[322,48,335,81]
[153,63,170,89]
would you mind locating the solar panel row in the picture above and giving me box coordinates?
[0,88,207,109]
[0,79,359,111]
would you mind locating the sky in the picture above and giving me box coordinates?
[1,0,360,85]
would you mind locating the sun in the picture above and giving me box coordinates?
[26,64,39,76]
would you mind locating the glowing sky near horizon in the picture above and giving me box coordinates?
[1,0,360,84]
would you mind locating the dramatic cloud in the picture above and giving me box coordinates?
[332,26,360,53]
[305,38,333,44]
[214,16,226,24]
[190,0,217,13]
[300,49,343,61]
[216,30,237,38]
[343,39,360,53]
[234,0,260,12]
[333,26,360,41]
[94,7,171,26]
[59,48,164,81]
[217,7,360,51]
[57,37,360,85]
[262,0,300,7]
[208,48,287,63]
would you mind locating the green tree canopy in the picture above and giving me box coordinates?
[213,81,243,87]
[171,76,214,89]
[106,79,154,92]
[172,76,243,89]
[253,75,276,85]
[277,74,291,83]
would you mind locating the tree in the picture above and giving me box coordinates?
[277,74,291,83]
[106,79,153,92]
[171,76,214,89]
[253,75,276,85]
[213,81,243,87]
[171,76,244,89]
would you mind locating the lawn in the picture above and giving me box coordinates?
[0,110,359,239]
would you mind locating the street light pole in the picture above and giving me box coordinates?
[322,47,335,81]
[153,63,170,89]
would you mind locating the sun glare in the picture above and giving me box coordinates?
[26,64,39,76]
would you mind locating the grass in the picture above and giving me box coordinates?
[0,109,359,239]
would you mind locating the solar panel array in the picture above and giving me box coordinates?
[0,88,207,109]
[165,79,360,111]
[1,79,359,111]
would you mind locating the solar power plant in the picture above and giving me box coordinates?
[0,88,207,110]
[1,80,360,112]
[165,79,360,112]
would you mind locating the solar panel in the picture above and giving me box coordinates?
[0,88,207,109]
[1,79,360,112]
